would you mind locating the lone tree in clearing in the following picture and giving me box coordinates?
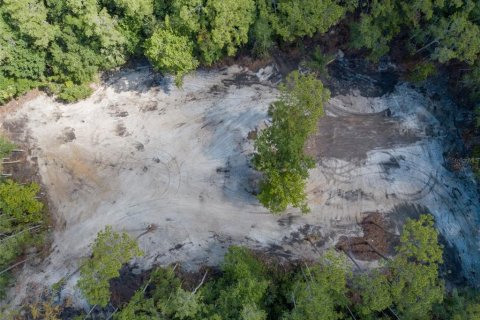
[253,71,329,214]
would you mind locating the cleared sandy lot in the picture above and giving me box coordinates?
[3,62,479,303]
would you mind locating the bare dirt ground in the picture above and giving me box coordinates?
[2,59,480,305]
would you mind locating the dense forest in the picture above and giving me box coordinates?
[1,0,480,319]
[0,0,479,104]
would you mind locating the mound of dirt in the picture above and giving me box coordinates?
[336,212,398,261]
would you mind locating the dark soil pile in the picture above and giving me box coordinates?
[336,212,399,261]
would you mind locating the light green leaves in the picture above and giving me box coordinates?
[0,178,43,298]
[200,0,255,64]
[2,0,57,48]
[354,270,393,317]
[145,21,199,86]
[272,0,345,42]
[284,250,350,320]
[397,214,443,264]
[389,214,444,319]
[253,71,329,213]
[169,0,255,65]
[77,226,143,307]
[0,180,43,226]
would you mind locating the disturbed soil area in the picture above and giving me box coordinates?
[336,212,398,261]
[2,59,480,305]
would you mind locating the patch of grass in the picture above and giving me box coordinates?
[51,277,66,295]
[0,137,15,159]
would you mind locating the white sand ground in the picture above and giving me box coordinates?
[2,64,479,305]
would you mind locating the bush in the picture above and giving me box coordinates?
[48,82,93,103]
[0,77,39,104]
[302,46,335,77]
[0,137,15,159]
[408,61,437,83]
[77,226,143,307]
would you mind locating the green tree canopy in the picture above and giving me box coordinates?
[270,0,345,42]
[169,0,255,65]
[77,226,143,307]
[283,250,350,320]
[202,246,270,319]
[2,0,56,49]
[354,270,393,318]
[0,178,44,298]
[253,71,329,213]
[144,19,199,86]
[389,214,444,319]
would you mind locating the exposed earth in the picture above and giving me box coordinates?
[2,58,479,305]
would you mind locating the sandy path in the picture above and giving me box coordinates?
[3,63,479,304]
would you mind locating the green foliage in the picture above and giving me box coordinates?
[102,0,154,19]
[251,1,274,57]
[270,0,345,42]
[253,71,329,213]
[48,39,101,85]
[283,250,349,320]
[0,137,15,159]
[0,274,11,299]
[354,270,393,318]
[50,82,94,103]
[389,214,444,319]
[2,0,56,49]
[169,0,256,65]
[203,246,270,319]
[390,258,444,319]
[0,180,43,225]
[115,291,158,320]
[0,77,39,104]
[0,35,46,81]
[433,288,480,320]
[102,0,156,55]
[256,170,309,214]
[397,214,443,265]
[77,226,143,307]
[0,0,131,104]
[116,265,204,319]
[408,61,437,83]
[302,46,335,77]
[0,179,43,298]
[351,0,480,65]
[145,20,199,86]
[350,0,402,61]
[159,288,203,319]
[112,215,478,320]
[427,10,480,65]
[0,11,45,102]
[200,0,256,64]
